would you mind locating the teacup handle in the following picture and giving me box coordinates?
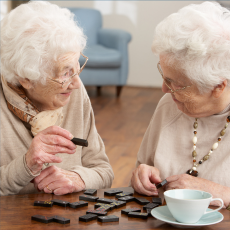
[204,198,224,215]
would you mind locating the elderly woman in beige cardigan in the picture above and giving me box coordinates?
[131,2,230,209]
[0,1,114,196]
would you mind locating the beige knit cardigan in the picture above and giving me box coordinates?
[136,93,230,187]
[0,81,114,196]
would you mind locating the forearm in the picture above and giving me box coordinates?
[203,179,230,208]
[70,163,114,189]
[0,154,39,196]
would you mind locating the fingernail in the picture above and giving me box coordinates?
[70,133,74,139]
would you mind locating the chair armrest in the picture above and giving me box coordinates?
[98,29,132,50]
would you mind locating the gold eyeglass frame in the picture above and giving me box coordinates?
[48,52,88,88]
[157,61,192,93]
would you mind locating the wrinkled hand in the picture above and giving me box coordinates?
[25,126,76,175]
[165,174,209,191]
[165,174,226,207]
[34,165,85,195]
[131,164,162,196]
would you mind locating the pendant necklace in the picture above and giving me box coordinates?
[186,116,230,177]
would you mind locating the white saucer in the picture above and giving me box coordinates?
[151,205,223,228]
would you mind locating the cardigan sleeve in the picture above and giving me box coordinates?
[0,154,40,196]
[68,91,114,189]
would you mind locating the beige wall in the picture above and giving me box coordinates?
[49,1,204,87]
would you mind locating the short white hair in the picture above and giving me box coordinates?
[152,1,230,93]
[1,1,86,85]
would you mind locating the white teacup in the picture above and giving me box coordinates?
[164,189,224,224]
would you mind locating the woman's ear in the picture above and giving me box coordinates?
[18,78,33,89]
[212,79,228,98]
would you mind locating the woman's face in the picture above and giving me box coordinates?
[160,56,225,118]
[23,52,81,111]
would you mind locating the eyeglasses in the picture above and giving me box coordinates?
[157,62,192,93]
[48,53,88,88]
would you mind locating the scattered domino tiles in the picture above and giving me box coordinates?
[32,188,161,225]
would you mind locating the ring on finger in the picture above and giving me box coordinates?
[46,185,52,193]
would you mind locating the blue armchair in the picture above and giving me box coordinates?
[69,8,132,97]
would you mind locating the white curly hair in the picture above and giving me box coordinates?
[1,1,86,85]
[152,1,230,93]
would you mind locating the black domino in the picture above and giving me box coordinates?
[156,179,168,189]
[51,199,69,207]
[69,201,88,209]
[31,215,70,224]
[95,207,109,212]
[97,198,115,204]
[34,201,53,207]
[111,200,126,208]
[118,196,135,202]
[52,215,70,224]
[146,208,153,217]
[128,212,148,219]
[134,197,150,205]
[143,202,159,210]
[115,192,134,198]
[84,189,97,195]
[98,215,119,223]
[79,214,98,222]
[104,189,123,196]
[121,208,141,215]
[86,209,107,216]
[31,215,53,223]
[95,203,115,211]
[71,137,88,147]
[152,197,162,205]
[79,195,99,202]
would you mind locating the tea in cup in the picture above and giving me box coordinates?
[164,189,223,224]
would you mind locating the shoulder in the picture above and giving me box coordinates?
[150,93,181,127]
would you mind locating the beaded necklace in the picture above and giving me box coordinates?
[186,116,230,177]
